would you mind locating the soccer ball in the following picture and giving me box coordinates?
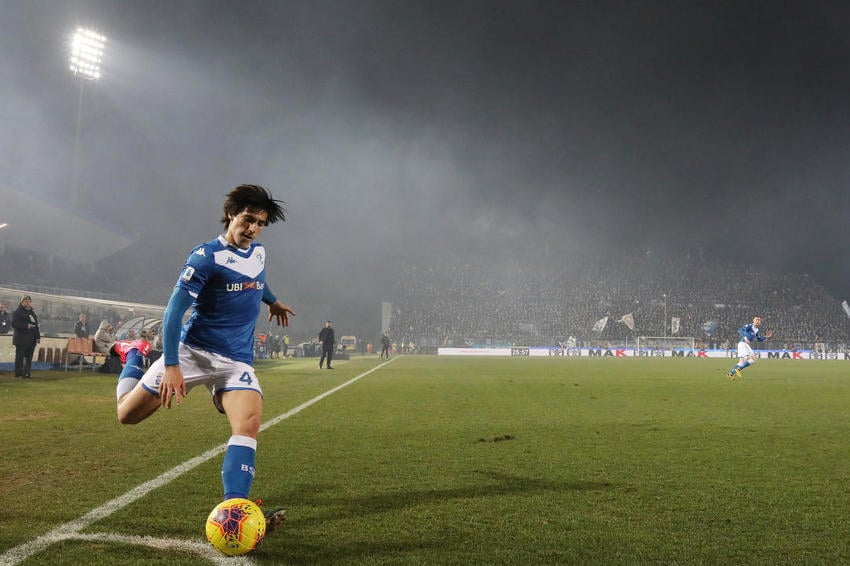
[205,498,266,556]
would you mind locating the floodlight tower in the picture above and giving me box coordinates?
[69,27,106,209]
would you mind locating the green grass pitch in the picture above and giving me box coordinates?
[2,356,850,564]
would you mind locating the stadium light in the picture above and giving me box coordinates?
[68,27,107,209]
[69,28,106,80]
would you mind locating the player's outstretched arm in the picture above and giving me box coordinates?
[268,300,296,327]
[159,287,193,408]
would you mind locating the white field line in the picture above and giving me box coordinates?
[19,533,255,566]
[0,357,398,566]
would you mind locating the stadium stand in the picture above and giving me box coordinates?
[386,250,850,352]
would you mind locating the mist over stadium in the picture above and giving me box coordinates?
[1,1,849,350]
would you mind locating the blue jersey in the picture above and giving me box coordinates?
[176,235,268,364]
[738,323,767,343]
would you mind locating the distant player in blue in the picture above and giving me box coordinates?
[115,185,295,530]
[728,316,773,380]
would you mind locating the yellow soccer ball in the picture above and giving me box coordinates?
[205,498,266,556]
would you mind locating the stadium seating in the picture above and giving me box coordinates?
[64,337,107,372]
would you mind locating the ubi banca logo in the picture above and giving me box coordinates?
[226,281,265,292]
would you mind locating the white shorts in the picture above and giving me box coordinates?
[736,340,755,359]
[139,343,262,413]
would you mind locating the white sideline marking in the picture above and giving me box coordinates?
[0,358,398,566]
[12,533,255,566]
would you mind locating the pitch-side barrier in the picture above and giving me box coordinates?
[438,347,850,360]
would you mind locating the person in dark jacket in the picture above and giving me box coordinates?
[380,333,391,359]
[0,303,10,334]
[318,320,335,369]
[74,313,90,338]
[12,295,40,379]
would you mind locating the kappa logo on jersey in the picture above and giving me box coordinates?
[226,280,265,292]
[195,248,206,257]
[214,246,265,278]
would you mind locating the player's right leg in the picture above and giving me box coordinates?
[116,381,161,423]
[117,354,164,424]
[729,342,754,379]
[728,360,743,380]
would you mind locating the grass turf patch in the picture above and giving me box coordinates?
[2,356,850,564]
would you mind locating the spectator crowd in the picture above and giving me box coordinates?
[387,249,850,352]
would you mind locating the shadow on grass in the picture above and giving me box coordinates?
[258,470,614,563]
[280,470,614,520]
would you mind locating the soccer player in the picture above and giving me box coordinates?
[728,316,772,380]
[114,184,295,530]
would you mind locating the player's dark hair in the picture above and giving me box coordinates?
[222,184,287,227]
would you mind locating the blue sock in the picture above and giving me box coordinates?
[222,435,257,500]
[116,350,146,401]
[738,361,752,370]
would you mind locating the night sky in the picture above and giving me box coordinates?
[2,1,848,334]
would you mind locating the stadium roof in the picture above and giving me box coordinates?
[0,180,136,264]
[0,284,163,309]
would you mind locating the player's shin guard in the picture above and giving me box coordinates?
[222,435,257,500]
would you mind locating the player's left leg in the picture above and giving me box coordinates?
[219,389,262,500]
[219,388,287,530]
[212,363,285,530]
